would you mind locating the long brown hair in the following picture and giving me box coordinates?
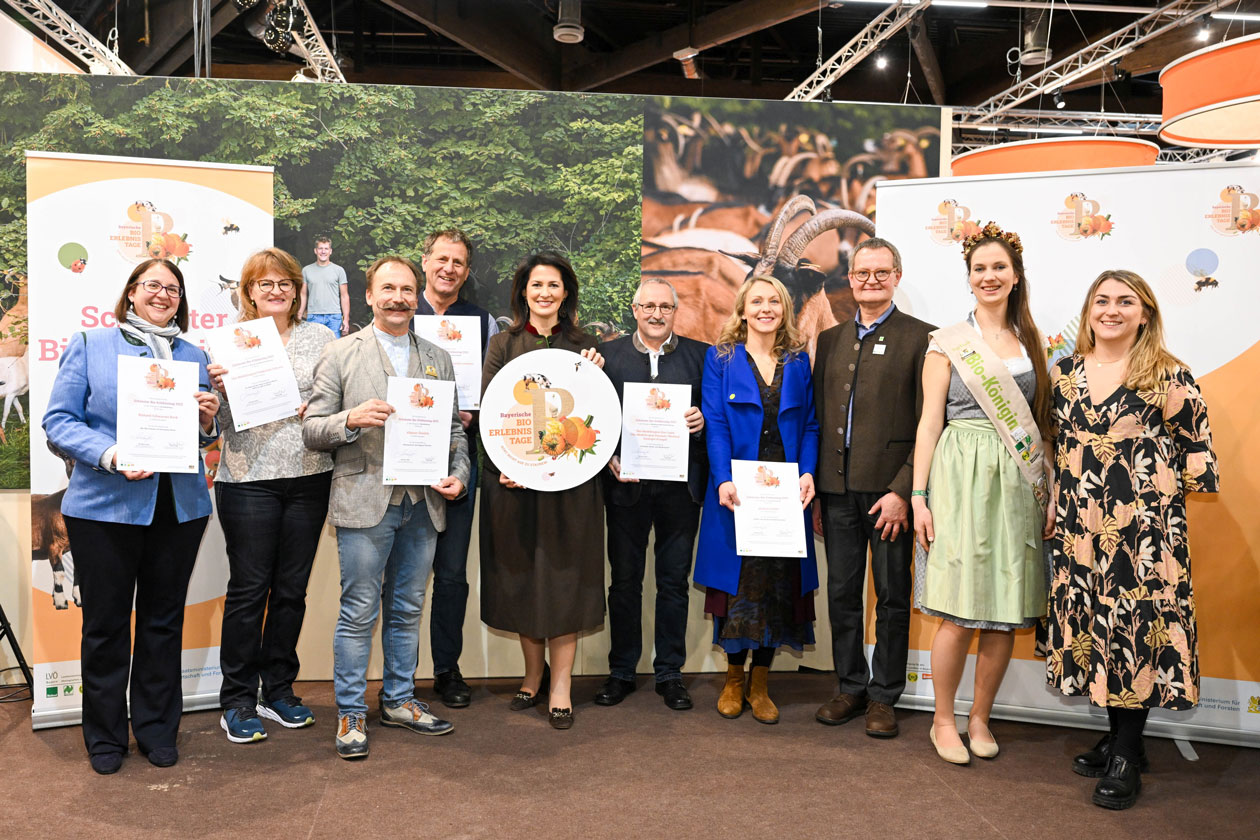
[114,258,190,332]
[965,237,1052,438]
[238,248,303,325]
[1075,269,1187,391]
[715,275,805,360]
[506,251,588,343]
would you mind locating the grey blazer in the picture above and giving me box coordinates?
[302,328,470,530]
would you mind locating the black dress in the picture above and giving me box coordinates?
[478,326,606,638]
[703,358,816,652]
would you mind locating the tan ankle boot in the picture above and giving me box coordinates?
[717,664,746,719]
[746,665,779,724]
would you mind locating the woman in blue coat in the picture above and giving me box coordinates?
[43,259,220,775]
[695,274,819,724]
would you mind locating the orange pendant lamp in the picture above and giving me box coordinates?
[1160,33,1260,148]
[950,136,1160,177]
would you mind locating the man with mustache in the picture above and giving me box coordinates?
[415,229,498,708]
[595,278,708,711]
[813,237,933,738]
[304,256,470,759]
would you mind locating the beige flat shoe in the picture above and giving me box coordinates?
[968,721,999,759]
[930,724,971,765]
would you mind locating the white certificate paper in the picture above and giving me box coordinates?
[115,355,201,474]
[413,315,482,410]
[619,382,691,482]
[731,459,806,558]
[383,376,455,485]
[204,317,303,432]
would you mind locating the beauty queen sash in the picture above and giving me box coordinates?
[931,321,1049,510]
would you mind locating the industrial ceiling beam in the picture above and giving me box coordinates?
[954,107,1163,134]
[563,0,820,92]
[1,0,133,74]
[378,0,567,90]
[909,18,945,105]
[966,0,1240,123]
[785,0,931,102]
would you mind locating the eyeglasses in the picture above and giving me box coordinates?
[139,279,183,298]
[635,303,676,314]
[850,269,895,283]
[256,279,296,293]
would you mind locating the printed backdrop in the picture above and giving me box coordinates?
[878,161,1260,746]
[25,151,273,728]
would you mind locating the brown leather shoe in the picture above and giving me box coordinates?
[816,692,867,726]
[745,666,779,724]
[717,664,746,719]
[864,701,899,738]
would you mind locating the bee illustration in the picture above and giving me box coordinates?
[1194,277,1219,292]
[574,361,583,372]
[215,274,241,309]
[221,218,240,235]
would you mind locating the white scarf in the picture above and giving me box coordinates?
[120,309,181,360]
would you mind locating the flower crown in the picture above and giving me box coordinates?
[961,221,1023,259]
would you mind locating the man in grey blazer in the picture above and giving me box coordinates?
[304,256,470,760]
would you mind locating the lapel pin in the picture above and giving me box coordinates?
[424,364,437,377]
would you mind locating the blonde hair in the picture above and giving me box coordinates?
[715,275,805,359]
[239,248,303,325]
[1075,269,1187,391]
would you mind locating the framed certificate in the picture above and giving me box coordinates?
[414,315,482,410]
[382,376,455,485]
[204,317,302,431]
[115,355,201,473]
[730,459,806,558]
[619,382,690,482]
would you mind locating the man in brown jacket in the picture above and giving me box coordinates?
[813,237,933,738]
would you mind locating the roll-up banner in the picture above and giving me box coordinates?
[877,161,1260,747]
[26,151,273,728]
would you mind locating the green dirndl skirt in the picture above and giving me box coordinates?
[915,418,1047,628]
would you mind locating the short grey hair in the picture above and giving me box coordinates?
[850,237,903,275]
[632,277,679,307]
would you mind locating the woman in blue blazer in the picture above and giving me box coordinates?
[695,275,819,724]
[43,258,220,775]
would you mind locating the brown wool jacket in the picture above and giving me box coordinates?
[813,307,934,499]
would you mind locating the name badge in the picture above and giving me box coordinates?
[872,344,887,355]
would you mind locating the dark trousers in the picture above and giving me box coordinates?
[215,472,332,709]
[605,481,700,682]
[430,455,477,676]
[821,490,913,705]
[64,477,208,757]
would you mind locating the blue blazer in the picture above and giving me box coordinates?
[694,344,820,597]
[43,328,215,525]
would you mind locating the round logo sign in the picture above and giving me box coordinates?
[479,348,622,492]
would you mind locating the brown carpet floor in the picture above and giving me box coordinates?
[2,672,1256,839]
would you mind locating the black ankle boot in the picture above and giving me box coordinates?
[1092,754,1142,810]
[1073,734,1150,778]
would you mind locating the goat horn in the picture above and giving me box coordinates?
[756,194,816,275]
[778,209,876,267]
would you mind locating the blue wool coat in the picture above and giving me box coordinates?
[43,328,216,525]
[693,344,820,597]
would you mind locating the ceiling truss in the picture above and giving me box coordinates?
[1,0,133,74]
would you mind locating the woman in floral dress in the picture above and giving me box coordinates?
[1047,270,1218,810]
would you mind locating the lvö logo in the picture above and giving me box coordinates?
[1205,185,1260,236]
[1051,193,1113,240]
[925,199,981,246]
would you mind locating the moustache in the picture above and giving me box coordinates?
[380,303,414,312]
[646,317,667,325]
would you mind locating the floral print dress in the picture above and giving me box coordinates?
[1045,356,1218,710]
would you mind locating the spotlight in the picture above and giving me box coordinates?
[232,0,261,10]
[1054,90,1065,109]
[262,25,294,54]
[1197,26,1211,42]
[269,3,295,32]
[875,55,888,70]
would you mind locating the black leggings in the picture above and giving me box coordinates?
[1108,706,1150,761]
[728,648,775,668]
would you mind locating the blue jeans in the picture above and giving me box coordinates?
[333,497,436,715]
[307,313,342,334]
[430,455,476,676]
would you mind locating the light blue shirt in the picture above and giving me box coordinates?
[846,302,896,448]
[373,324,412,377]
